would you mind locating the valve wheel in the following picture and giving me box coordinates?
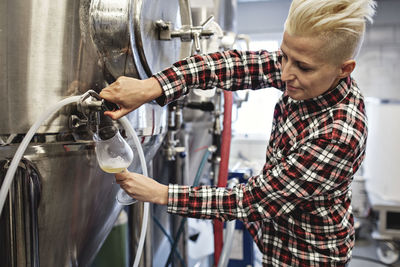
[376,241,399,265]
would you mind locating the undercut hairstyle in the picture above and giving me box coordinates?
[284,0,377,64]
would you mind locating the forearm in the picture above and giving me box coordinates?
[167,184,251,221]
[153,50,284,106]
[166,139,356,222]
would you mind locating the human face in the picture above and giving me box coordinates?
[280,31,343,100]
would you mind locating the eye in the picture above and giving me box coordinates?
[297,63,311,72]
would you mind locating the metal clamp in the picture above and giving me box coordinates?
[155,15,215,52]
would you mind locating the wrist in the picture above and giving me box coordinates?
[144,77,163,101]
[154,184,168,205]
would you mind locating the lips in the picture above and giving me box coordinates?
[286,85,300,91]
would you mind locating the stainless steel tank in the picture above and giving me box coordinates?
[0,0,189,266]
[0,0,187,135]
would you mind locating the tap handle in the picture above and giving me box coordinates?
[101,99,120,112]
[200,15,214,29]
[78,89,119,116]
[193,31,201,52]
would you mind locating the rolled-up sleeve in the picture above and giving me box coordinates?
[153,50,284,106]
[167,138,354,222]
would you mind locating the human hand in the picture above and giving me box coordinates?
[115,170,168,205]
[99,76,163,120]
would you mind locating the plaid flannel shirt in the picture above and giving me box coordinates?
[153,50,367,267]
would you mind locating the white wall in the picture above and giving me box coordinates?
[237,0,291,34]
[237,0,400,99]
[353,0,400,99]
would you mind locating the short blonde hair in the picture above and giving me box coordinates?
[284,0,377,64]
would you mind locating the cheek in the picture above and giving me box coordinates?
[296,74,314,91]
[300,73,332,92]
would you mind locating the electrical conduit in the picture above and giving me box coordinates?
[214,91,233,266]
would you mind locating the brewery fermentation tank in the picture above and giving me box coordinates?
[0,0,190,266]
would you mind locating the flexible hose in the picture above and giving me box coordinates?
[214,91,233,265]
[118,117,149,267]
[0,96,149,267]
[165,148,211,267]
[0,96,81,216]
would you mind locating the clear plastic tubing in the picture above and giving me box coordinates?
[118,116,149,267]
[0,96,149,267]
[0,95,81,216]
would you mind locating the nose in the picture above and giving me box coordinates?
[281,61,295,82]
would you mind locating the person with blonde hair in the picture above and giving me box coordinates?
[100,0,376,266]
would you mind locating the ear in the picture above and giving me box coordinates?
[338,60,356,78]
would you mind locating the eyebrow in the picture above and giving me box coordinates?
[280,47,314,67]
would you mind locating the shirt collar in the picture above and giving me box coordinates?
[287,77,351,120]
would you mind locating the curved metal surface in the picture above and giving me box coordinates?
[130,0,189,78]
[1,143,121,266]
[0,0,103,134]
[125,103,167,137]
[0,135,164,267]
[0,0,173,134]
[0,159,41,267]
[0,0,171,266]
[89,0,139,80]
[88,0,190,80]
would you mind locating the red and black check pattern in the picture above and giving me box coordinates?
[153,50,367,267]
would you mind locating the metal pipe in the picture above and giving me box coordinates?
[179,0,193,26]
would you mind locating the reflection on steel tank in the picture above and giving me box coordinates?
[364,98,400,202]
[0,0,189,266]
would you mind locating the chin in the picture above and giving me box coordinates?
[287,91,306,101]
